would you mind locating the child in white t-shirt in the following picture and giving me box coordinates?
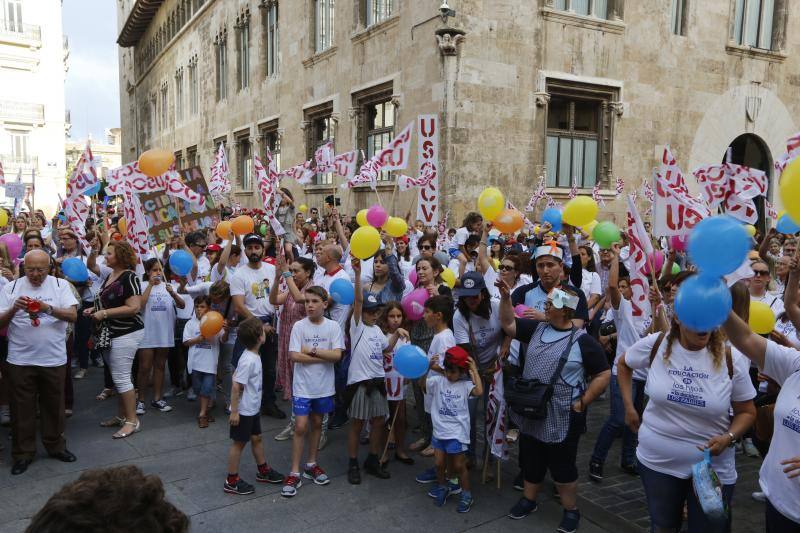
[224,317,284,496]
[183,296,227,428]
[284,286,345,498]
[423,296,457,451]
[380,302,413,465]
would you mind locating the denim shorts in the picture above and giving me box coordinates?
[431,436,468,454]
[292,396,335,416]
[191,371,215,398]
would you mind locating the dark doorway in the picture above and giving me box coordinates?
[723,133,772,233]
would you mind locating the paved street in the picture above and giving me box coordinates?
[0,369,765,533]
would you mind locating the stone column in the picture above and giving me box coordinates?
[435,27,465,220]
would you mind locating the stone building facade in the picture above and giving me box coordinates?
[116,0,796,227]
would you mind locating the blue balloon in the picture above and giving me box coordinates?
[61,257,88,282]
[542,208,563,232]
[687,216,750,277]
[329,278,354,305]
[674,274,732,332]
[776,214,800,235]
[84,182,101,196]
[393,344,429,379]
[169,250,194,277]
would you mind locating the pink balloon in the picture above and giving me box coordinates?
[366,204,388,228]
[409,269,418,287]
[0,233,23,259]
[642,250,664,275]
[514,304,529,318]
[402,288,430,321]
[669,235,688,252]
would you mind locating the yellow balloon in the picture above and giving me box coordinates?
[0,209,8,227]
[563,196,598,227]
[749,301,776,335]
[583,220,599,235]
[356,209,369,227]
[298,204,308,213]
[118,217,127,234]
[383,216,408,238]
[744,224,756,237]
[477,187,505,221]
[781,157,800,225]
[350,226,381,259]
[441,267,456,289]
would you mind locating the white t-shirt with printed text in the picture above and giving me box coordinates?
[288,317,345,399]
[429,372,474,444]
[347,319,388,385]
[230,262,276,318]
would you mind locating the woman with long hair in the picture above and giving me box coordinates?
[394,236,413,277]
[364,241,405,304]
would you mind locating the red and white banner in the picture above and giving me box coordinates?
[254,154,285,237]
[615,177,625,197]
[652,147,709,237]
[568,178,578,199]
[642,181,655,204]
[437,210,449,249]
[0,161,4,186]
[591,182,606,207]
[626,194,652,318]
[121,186,151,260]
[106,162,206,208]
[485,366,508,460]
[397,165,435,191]
[525,176,546,212]
[766,199,778,219]
[693,162,767,224]
[314,141,335,174]
[376,121,413,171]
[774,132,800,174]
[209,143,231,200]
[416,114,440,224]
[332,150,357,181]
[279,160,315,185]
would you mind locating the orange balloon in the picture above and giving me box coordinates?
[138,148,175,177]
[199,311,224,338]
[216,220,232,240]
[231,215,255,235]
[493,209,524,234]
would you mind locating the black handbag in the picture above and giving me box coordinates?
[505,327,577,420]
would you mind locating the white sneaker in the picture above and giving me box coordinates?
[743,438,760,457]
[73,369,87,380]
[275,422,294,441]
[136,400,146,415]
[318,431,328,450]
[752,491,766,502]
[151,399,173,413]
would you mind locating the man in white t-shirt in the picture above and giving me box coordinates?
[0,250,79,475]
[185,231,212,285]
[230,233,285,419]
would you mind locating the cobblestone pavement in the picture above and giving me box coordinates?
[0,370,765,532]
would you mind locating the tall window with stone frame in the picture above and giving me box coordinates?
[545,82,617,189]
[9,131,29,163]
[670,0,687,35]
[315,0,335,53]
[264,2,279,76]
[174,151,183,170]
[235,134,252,190]
[188,58,199,116]
[733,0,775,50]
[236,16,250,90]
[366,0,393,26]
[305,104,335,185]
[260,123,281,171]
[175,69,184,124]
[215,32,228,101]
[353,88,395,183]
[186,145,197,167]
[149,97,157,138]
[160,84,169,131]
[552,0,608,19]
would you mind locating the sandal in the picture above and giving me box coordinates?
[206,414,215,423]
[95,388,115,401]
[100,416,125,428]
[197,416,209,429]
[409,438,428,452]
[112,420,141,439]
[420,445,435,457]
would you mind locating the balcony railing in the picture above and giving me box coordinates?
[0,154,38,171]
[0,101,44,124]
[0,19,41,46]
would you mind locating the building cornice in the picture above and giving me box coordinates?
[118,0,166,48]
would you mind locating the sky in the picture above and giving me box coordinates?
[63,0,120,142]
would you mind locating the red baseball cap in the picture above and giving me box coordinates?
[205,244,222,252]
[445,346,470,369]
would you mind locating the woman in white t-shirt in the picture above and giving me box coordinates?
[577,245,602,309]
[136,259,185,415]
[618,304,757,533]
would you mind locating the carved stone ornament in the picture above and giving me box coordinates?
[435,28,466,57]
[299,120,311,131]
[534,92,551,107]
[608,101,625,117]
[391,94,402,109]
[348,107,360,121]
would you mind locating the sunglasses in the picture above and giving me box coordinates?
[752,270,770,277]
[498,264,515,272]
[419,245,433,250]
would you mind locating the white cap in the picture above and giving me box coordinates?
[534,242,564,262]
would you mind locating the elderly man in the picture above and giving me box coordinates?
[0,249,78,475]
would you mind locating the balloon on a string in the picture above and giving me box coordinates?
[477,187,505,221]
[402,288,429,321]
[408,269,418,287]
[671,263,680,275]
[541,208,563,232]
[61,257,88,282]
[493,209,524,234]
[350,226,381,259]
[84,182,101,196]
[169,250,194,277]
[592,221,621,249]
[329,278,355,305]
[215,220,232,240]
[749,301,776,334]
[776,214,800,235]
[441,267,456,289]
[642,250,664,276]
[674,274,732,332]
[260,223,268,236]
[356,209,369,227]
[138,148,175,177]
[383,216,408,238]
[298,204,308,213]
[231,215,255,235]
[780,157,800,225]
[688,216,750,276]
[562,196,598,227]
[670,234,688,252]
[393,344,429,379]
[0,210,8,227]
[366,204,389,228]
[199,311,224,338]
[744,224,757,237]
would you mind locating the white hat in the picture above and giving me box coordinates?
[548,288,579,310]
[534,242,564,262]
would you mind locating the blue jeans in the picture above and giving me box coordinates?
[638,462,734,533]
[590,375,645,466]
[191,371,215,398]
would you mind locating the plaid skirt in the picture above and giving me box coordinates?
[347,381,389,421]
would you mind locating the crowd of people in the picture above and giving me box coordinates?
[2,189,799,533]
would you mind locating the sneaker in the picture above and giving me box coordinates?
[752,491,767,502]
[302,464,330,485]
[186,389,197,401]
[508,497,538,520]
[151,399,173,413]
[557,509,581,533]
[447,480,462,495]
[428,484,450,507]
[255,467,284,484]
[164,387,184,399]
[415,467,438,484]
[513,471,524,491]
[318,431,328,450]
[281,474,302,497]
[135,400,146,415]
[743,438,760,457]
[348,465,361,485]
[620,462,639,476]
[589,460,604,482]
[73,369,87,379]
[457,493,474,513]
[223,478,255,495]
[274,422,294,441]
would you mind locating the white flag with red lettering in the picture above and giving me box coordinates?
[375,122,413,171]
[653,147,709,237]
[255,154,286,237]
[314,141,335,174]
[106,162,206,208]
[279,160,315,185]
[209,143,231,200]
[693,162,767,224]
[486,366,508,460]
[398,164,436,191]
[526,176,546,212]
[0,161,4,186]
[774,132,800,174]
[332,150,357,181]
[626,195,652,318]
[122,186,151,260]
